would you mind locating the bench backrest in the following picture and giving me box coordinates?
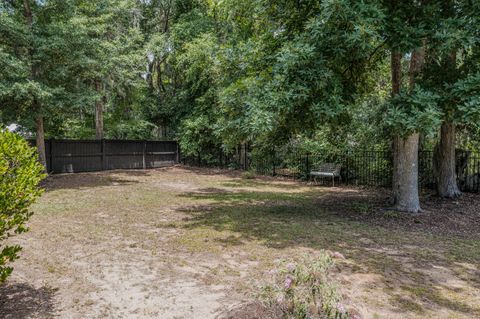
[317,163,341,174]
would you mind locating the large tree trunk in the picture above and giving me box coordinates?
[35,114,47,169]
[391,46,424,213]
[392,134,421,212]
[435,48,461,198]
[391,52,402,204]
[435,122,461,197]
[95,80,104,140]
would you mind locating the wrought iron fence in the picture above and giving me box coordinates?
[248,149,480,193]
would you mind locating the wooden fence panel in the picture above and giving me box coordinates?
[28,139,179,174]
[104,140,144,170]
[145,141,178,168]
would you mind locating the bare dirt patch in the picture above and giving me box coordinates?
[1,166,479,318]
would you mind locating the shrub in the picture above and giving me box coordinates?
[259,252,356,319]
[0,130,45,283]
[241,170,256,179]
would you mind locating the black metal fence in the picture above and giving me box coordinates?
[181,144,249,170]
[29,139,179,174]
[182,147,477,193]
[249,149,480,193]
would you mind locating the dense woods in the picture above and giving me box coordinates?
[1,0,480,212]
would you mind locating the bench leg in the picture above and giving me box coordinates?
[332,175,334,187]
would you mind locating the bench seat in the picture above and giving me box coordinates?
[309,163,342,186]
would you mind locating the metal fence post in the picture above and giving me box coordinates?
[305,153,310,180]
[345,151,349,185]
[272,148,276,176]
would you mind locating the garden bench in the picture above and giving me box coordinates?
[309,163,342,186]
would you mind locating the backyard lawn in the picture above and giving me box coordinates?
[1,166,479,319]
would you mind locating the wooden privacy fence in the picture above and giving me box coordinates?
[29,139,179,174]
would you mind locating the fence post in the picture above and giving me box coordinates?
[101,139,106,170]
[345,151,349,185]
[176,142,180,164]
[142,140,147,169]
[305,153,310,180]
[49,139,54,173]
[243,143,248,170]
[272,148,276,176]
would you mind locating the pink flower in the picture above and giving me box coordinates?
[276,295,285,304]
[332,251,346,259]
[269,268,278,275]
[284,276,293,289]
[336,302,346,313]
[286,262,296,272]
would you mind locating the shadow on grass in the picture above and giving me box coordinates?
[43,169,146,191]
[0,282,57,318]
[174,187,480,317]
[220,179,302,190]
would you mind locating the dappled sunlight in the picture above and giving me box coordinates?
[9,167,479,318]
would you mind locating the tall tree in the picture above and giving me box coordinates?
[73,0,144,139]
[1,0,76,168]
[383,0,441,213]
[424,0,480,198]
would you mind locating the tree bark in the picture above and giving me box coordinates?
[435,49,461,198]
[435,122,461,197]
[391,52,402,204]
[392,134,421,212]
[95,80,104,140]
[391,46,424,213]
[35,114,47,169]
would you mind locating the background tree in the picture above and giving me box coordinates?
[423,0,480,198]
[382,0,442,212]
[1,0,92,167]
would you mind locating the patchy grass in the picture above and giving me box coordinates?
[1,166,479,319]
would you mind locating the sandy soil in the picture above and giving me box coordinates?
[0,166,479,318]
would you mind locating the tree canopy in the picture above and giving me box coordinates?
[1,0,480,210]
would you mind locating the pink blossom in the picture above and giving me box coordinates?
[284,276,293,289]
[276,295,285,304]
[336,302,346,313]
[269,268,278,275]
[286,262,296,272]
[333,251,346,259]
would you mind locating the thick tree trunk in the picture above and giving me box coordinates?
[435,47,460,198]
[392,134,421,212]
[435,122,461,197]
[391,52,402,204]
[95,80,104,140]
[391,46,424,213]
[35,114,47,170]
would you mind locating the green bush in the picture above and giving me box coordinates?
[0,130,45,283]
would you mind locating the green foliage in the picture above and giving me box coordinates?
[2,0,480,158]
[259,252,350,319]
[0,130,45,283]
[384,88,442,137]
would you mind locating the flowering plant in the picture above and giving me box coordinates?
[258,251,356,319]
